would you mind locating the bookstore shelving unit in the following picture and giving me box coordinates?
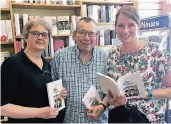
[0,0,15,55]
[0,0,136,60]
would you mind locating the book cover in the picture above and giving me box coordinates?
[97,71,145,99]
[82,86,101,108]
[57,16,70,35]
[53,40,64,53]
[46,79,65,111]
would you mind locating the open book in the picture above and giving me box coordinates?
[97,71,145,99]
[46,79,65,111]
[82,86,101,108]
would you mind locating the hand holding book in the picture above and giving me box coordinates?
[36,107,59,119]
[107,90,127,107]
[87,105,105,120]
[60,87,67,99]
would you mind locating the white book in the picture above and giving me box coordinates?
[23,14,28,27]
[70,15,76,33]
[83,4,87,17]
[46,79,65,111]
[0,20,7,40]
[5,20,13,42]
[82,86,101,108]
[0,0,7,8]
[44,16,58,35]
[97,71,145,99]
[14,13,21,36]
[50,37,54,57]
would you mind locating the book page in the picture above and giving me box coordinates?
[117,71,145,99]
[46,79,65,111]
[96,73,121,96]
[82,86,101,108]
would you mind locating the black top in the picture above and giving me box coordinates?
[1,50,63,123]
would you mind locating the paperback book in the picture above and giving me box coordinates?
[46,79,65,111]
[97,71,145,99]
[82,86,101,108]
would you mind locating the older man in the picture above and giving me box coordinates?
[51,17,108,123]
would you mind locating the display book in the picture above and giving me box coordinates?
[46,79,65,111]
[96,71,145,99]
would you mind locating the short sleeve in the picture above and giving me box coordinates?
[50,51,60,81]
[1,57,20,106]
[156,49,171,80]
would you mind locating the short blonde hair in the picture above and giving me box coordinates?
[22,18,52,39]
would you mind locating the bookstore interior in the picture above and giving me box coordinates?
[0,0,171,123]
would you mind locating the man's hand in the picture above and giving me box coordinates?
[107,90,127,107]
[60,87,67,99]
[87,105,105,120]
[36,107,58,119]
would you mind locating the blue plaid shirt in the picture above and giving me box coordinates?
[51,45,108,123]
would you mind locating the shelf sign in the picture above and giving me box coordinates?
[140,15,170,30]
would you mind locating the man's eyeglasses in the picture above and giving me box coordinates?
[77,31,96,38]
[29,31,49,39]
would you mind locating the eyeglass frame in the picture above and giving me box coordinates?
[28,31,49,39]
[76,30,97,38]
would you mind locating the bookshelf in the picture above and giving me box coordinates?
[0,8,10,12]
[0,0,136,59]
[0,42,13,45]
[16,34,73,38]
[12,3,81,9]
[82,1,134,5]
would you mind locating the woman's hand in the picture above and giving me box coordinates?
[60,87,67,99]
[37,107,58,119]
[107,90,127,107]
[87,105,104,120]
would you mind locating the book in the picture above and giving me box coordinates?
[96,71,145,99]
[46,79,65,111]
[82,86,101,108]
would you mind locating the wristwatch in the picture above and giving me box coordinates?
[148,90,153,101]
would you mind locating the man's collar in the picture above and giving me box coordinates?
[75,44,97,63]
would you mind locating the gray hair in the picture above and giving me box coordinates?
[115,5,140,27]
[22,18,52,39]
[76,17,96,31]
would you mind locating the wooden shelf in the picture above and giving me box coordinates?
[53,34,73,37]
[0,8,10,12]
[16,34,73,38]
[15,35,23,38]
[44,56,52,59]
[97,22,114,25]
[12,3,81,10]
[82,1,134,5]
[0,42,14,45]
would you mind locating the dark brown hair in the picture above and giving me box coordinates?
[115,5,140,27]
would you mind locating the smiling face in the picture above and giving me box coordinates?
[116,14,139,44]
[74,20,97,54]
[26,24,49,51]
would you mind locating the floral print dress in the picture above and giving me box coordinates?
[107,42,171,123]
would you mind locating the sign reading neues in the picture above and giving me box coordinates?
[140,15,170,30]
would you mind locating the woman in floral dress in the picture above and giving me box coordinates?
[107,5,171,123]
